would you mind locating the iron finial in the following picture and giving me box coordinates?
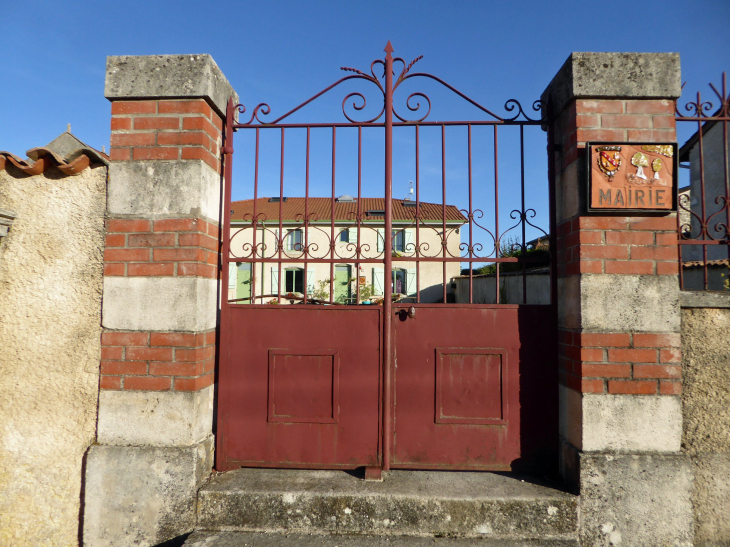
[384,41,394,55]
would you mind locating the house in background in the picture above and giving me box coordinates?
[228,196,466,303]
[679,116,730,290]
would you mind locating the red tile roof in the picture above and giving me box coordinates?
[231,198,467,223]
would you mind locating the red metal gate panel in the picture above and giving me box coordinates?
[392,305,556,471]
[217,307,382,471]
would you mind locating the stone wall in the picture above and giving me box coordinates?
[681,292,730,546]
[0,163,107,546]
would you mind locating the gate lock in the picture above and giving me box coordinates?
[397,306,416,321]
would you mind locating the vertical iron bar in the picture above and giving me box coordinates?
[304,127,310,303]
[217,98,235,469]
[441,124,447,303]
[723,74,730,280]
[697,94,708,290]
[468,124,473,304]
[278,128,284,303]
[494,125,500,304]
[330,127,336,303]
[383,43,394,472]
[520,125,527,304]
[415,125,421,303]
[251,127,259,304]
[356,126,362,305]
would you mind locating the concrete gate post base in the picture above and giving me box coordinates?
[542,52,693,546]
[82,55,238,547]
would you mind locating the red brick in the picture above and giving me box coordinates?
[101,346,123,360]
[628,129,676,141]
[124,376,172,391]
[625,100,674,114]
[579,217,629,230]
[133,116,180,130]
[181,147,219,171]
[582,364,632,378]
[107,219,152,233]
[126,347,174,361]
[657,261,680,275]
[581,379,605,393]
[660,380,682,395]
[110,148,131,161]
[579,260,603,274]
[576,128,625,143]
[580,347,604,362]
[631,246,677,260]
[174,374,214,391]
[204,250,219,265]
[604,261,654,275]
[127,263,175,276]
[111,101,157,115]
[210,113,224,132]
[202,357,216,373]
[105,233,126,247]
[157,132,212,149]
[128,233,176,247]
[150,332,199,347]
[606,231,654,245]
[602,114,652,129]
[100,376,122,390]
[633,333,681,348]
[652,115,676,129]
[175,346,216,362]
[104,248,150,262]
[158,100,212,117]
[110,133,156,147]
[634,364,681,379]
[579,333,631,347]
[575,114,600,128]
[576,231,602,245]
[182,116,220,140]
[149,361,204,377]
[207,223,220,238]
[204,330,217,345]
[179,233,219,250]
[133,147,179,161]
[153,248,207,262]
[580,245,629,260]
[111,117,132,130]
[576,100,624,114]
[660,348,682,363]
[608,348,657,363]
[608,380,657,394]
[101,360,148,375]
[154,218,201,232]
[656,233,678,245]
[104,263,125,276]
[629,217,677,231]
[102,331,149,346]
[177,263,218,277]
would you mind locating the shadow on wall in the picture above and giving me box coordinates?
[454,271,551,305]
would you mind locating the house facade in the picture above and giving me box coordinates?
[228,197,466,304]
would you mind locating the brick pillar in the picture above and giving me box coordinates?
[83,55,237,546]
[542,53,693,546]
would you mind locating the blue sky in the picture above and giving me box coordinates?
[2,0,728,252]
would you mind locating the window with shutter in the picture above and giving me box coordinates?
[407,268,417,296]
[372,267,384,295]
[376,229,385,253]
[271,267,279,296]
[404,229,415,253]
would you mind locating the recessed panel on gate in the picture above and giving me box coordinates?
[268,350,339,424]
[218,307,381,471]
[435,349,506,425]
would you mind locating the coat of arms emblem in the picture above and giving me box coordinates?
[596,146,622,182]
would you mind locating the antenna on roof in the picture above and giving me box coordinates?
[67,123,71,133]
[404,181,413,201]
[102,145,106,154]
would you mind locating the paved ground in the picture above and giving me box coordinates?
[183,531,580,546]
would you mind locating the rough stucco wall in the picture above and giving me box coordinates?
[682,307,730,545]
[0,165,106,546]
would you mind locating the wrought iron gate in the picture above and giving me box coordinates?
[217,43,558,473]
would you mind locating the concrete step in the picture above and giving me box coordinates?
[184,531,580,546]
[195,469,577,542]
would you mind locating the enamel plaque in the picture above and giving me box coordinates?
[587,142,677,212]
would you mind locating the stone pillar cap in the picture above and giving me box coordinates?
[541,52,681,115]
[105,54,239,118]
